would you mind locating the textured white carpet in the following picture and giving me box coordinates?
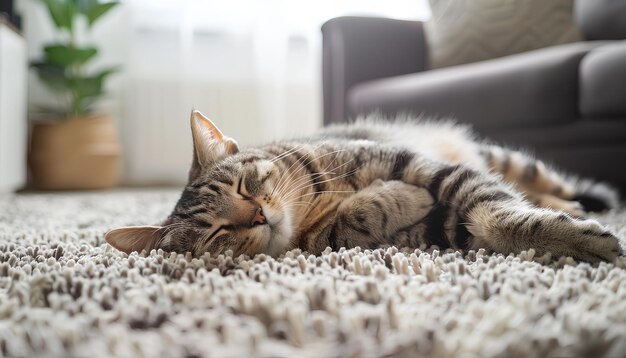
[1,189,626,357]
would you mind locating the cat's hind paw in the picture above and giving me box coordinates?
[566,218,622,263]
[468,206,623,264]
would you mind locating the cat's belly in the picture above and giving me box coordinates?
[392,135,488,172]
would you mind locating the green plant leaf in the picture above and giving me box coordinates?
[44,45,98,67]
[86,2,119,26]
[95,66,119,78]
[74,78,104,98]
[32,0,120,116]
[31,62,72,91]
[73,67,118,99]
[78,96,98,111]
[40,0,76,31]
[75,0,96,14]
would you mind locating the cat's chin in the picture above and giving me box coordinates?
[260,205,293,257]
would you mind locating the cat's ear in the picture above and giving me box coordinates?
[105,226,162,254]
[190,110,239,175]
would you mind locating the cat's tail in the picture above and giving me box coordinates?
[479,144,620,213]
[569,178,620,212]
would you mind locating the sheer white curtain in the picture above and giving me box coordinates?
[21,0,431,185]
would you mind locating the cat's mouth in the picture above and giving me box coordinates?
[257,203,278,225]
[265,208,284,230]
[258,204,292,255]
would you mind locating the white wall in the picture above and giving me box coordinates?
[18,0,430,185]
[0,22,28,192]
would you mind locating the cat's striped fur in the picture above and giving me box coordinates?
[105,112,622,263]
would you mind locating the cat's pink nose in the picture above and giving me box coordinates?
[252,207,266,226]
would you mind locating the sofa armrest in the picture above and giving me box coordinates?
[322,16,428,126]
[348,41,611,132]
[580,42,626,118]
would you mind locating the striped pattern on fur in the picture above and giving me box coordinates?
[105,112,622,263]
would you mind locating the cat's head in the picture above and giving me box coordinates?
[105,111,293,257]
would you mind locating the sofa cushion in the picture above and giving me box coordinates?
[576,0,626,40]
[348,42,608,131]
[579,42,626,118]
[425,0,583,69]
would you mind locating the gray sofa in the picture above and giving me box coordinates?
[322,1,626,188]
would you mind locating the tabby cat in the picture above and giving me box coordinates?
[106,111,623,263]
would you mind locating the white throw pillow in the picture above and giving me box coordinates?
[426,0,583,69]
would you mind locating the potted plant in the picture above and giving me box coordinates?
[29,0,120,190]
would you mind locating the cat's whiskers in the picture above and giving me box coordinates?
[270,142,304,163]
[275,143,338,189]
[266,201,311,223]
[290,190,356,200]
[282,167,361,221]
[273,135,323,162]
[271,154,313,198]
[280,160,357,202]
[266,201,314,228]
[271,147,345,199]
[275,167,336,200]
[276,155,350,201]
[270,143,327,197]
[272,159,353,221]
[274,153,340,196]
[161,222,186,233]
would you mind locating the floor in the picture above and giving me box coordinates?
[1,189,626,357]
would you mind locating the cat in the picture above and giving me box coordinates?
[105,111,623,263]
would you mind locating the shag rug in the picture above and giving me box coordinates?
[2,190,626,358]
